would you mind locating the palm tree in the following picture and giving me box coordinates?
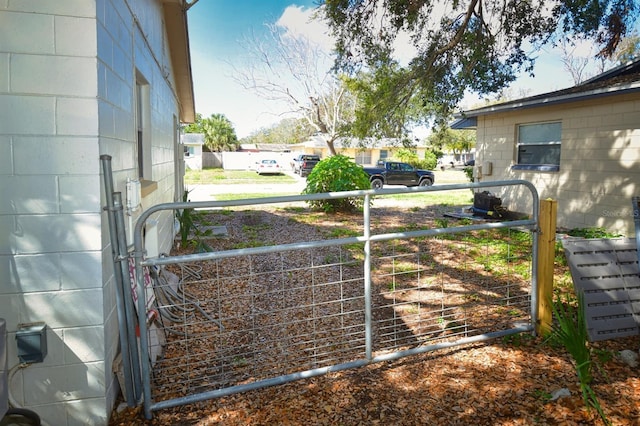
[184,113,239,152]
[201,113,239,152]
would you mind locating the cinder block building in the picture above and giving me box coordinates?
[0,1,195,424]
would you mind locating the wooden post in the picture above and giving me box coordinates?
[536,199,557,336]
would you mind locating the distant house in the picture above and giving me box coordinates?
[255,144,291,152]
[289,135,430,166]
[237,143,290,153]
[1,1,194,424]
[453,60,640,236]
[182,133,204,170]
[238,143,260,152]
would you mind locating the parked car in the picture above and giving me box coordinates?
[465,159,475,166]
[291,154,321,176]
[362,161,435,189]
[255,159,282,175]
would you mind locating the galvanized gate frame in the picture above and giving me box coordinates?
[128,180,539,419]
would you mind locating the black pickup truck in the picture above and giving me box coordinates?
[291,154,321,177]
[363,161,435,189]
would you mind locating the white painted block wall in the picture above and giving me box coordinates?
[0,0,182,424]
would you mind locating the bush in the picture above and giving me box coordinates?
[567,227,622,238]
[392,148,437,170]
[462,166,474,182]
[303,155,371,213]
[393,148,419,164]
[422,151,438,170]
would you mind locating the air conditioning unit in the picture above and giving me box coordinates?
[1,318,8,418]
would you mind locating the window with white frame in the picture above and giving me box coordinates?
[136,71,152,180]
[514,121,561,171]
[355,150,371,165]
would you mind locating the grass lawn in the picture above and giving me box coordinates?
[185,167,473,205]
[214,192,302,201]
[185,168,296,185]
[185,168,469,185]
[213,190,473,205]
[384,188,473,205]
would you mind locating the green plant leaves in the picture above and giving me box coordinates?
[302,155,372,213]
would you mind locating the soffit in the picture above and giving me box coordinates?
[163,0,196,123]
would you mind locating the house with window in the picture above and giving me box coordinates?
[289,135,429,166]
[452,60,640,236]
[0,1,194,424]
[182,133,204,170]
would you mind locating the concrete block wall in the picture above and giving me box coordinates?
[476,93,640,236]
[1,0,182,424]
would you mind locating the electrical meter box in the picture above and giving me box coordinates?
[16,322,47,364]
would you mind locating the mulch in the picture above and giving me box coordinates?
[110,203,640,426]
[110,335,640,425]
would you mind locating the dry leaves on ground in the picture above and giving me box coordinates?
[110,203,640,426]
[111,336,640,425]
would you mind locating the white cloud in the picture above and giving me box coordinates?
[191,5,336,138]
[276,6,334,52]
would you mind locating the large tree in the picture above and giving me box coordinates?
[241,117,316,145]
[426,127,475,156]
[235,23,357,155]
[558,31,640,85]
[321,0,639,129]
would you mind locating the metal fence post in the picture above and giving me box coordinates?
[536,198,557,336]
[100,155,140,405]
[632,197,640,264]
[363,194,372,361]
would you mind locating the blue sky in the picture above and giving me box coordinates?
[187,1,320,137]
[186,1,599,139]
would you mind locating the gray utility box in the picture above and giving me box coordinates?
[16,323,47,364]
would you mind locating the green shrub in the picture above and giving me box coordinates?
[391,148,436,170]
[303,155,371,213]
[176,188,194,246]
[393,148,419,164]
[549,293,609,425]
[567,227,622,239]
[422,150,438,170]
[462,166,474,182]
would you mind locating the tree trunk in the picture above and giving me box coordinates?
[326,138,337,156]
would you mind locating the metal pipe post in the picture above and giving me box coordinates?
[113,192,143,401]
[363,193,372,361]
[100,155,136,406]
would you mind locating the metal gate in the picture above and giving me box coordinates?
[102,162,540,420]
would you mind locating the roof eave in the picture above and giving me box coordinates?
[457,81,640,120]
[163,1,196,123]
